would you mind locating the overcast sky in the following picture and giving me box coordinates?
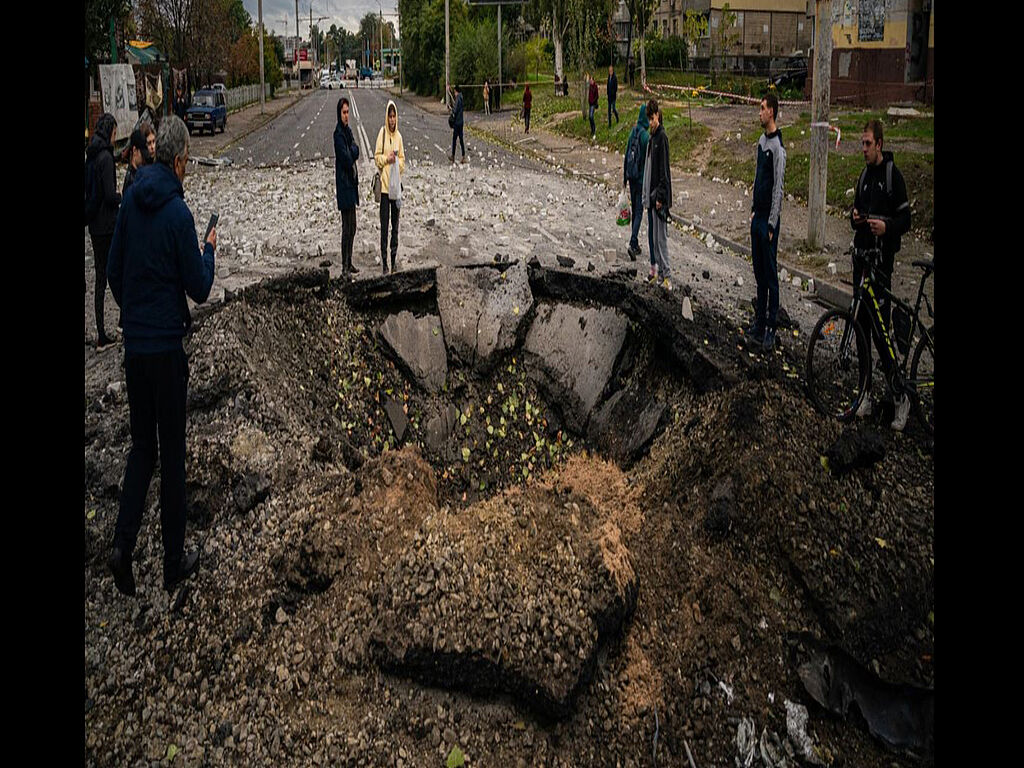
[242,0,400,41]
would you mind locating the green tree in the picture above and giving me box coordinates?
[682,9,707,86]
[710,2,739,85]
[226,0,251,42]
[86,0,133,65]
[623,0,657,86]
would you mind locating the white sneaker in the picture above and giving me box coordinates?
[891,395,911,432]
[855,397,873,418]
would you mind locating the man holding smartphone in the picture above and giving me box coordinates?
[106,114,216,596]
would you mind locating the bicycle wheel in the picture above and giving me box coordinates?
[806,309,870,421]
[910,326,934,435]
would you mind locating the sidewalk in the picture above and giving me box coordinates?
[187,88,307,158]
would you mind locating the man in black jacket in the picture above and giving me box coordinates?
[85,112,121,350]
[749,93,786,351]
[334,96,360,279]
[449,84,465,163]
[850,118,912,429]
[607,65,618,127]
[642,99,672,290]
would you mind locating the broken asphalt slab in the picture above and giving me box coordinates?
[377,311,448,393]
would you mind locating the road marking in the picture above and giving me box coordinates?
[293,142,300,149]
[434,143,447,155]
[347,90,374,172]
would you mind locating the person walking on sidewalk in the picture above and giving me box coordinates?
[622,104,650,262]
[523,84,532,134]
[334,96,360,280]
[449,84,466,163]
[85,112,121,351]
[643,99,673,290]
[483,80,491,115]
[607,65,619,128]
[105,115,215,597]
[850,118,913,430]
[749,93,786,352]
[375,100,406,274]
[588,74,599,141]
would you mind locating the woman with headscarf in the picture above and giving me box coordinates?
[374,100,405,274]
[334,96,360,279]
[85,112,120,350]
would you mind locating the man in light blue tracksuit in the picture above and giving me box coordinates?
[749,92,786,351]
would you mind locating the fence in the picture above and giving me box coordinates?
[225,83,271,112]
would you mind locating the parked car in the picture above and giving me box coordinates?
[185,89,227,135]
[770,54,808,91]
[359,66,373,81]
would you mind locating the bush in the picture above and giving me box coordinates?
[644,35,688,69]
[509,36,552,82]
[451,18,504,110]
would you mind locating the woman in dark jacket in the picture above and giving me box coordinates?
[334,96,360,278]
[85,112,120,350]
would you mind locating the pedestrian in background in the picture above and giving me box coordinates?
[588,74,599,141]
[105,114,215,597]
[375,99,406,274]
[449,84,466,164]
[622,104,650,262]
[85,112,121,351]
[607,65,619,128]
[523,84,532,133]
[748,92,786,351]
[334,96,360,280]
[483,79,491,115]
[643,99,673,290]
[121,123,155,198]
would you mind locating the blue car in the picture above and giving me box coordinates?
[185,89,227,135]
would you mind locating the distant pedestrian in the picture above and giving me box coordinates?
[105,114,215,597]
[588,74,599,141]
[523,84,532,133]
[483,80,491,115]
[375,99,406,274]
[628,59,635,87]
[748,92,786,351]
[449,84,466,164]
[607,65,619,127]
[643,99,673,290]
[121,123,155,198]
[85,112,121,351]
[334,96,360,279]
[622,104,650,262]
[173,87,188,121]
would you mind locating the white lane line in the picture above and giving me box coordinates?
[347,90,374,172]
[434,143,447,155]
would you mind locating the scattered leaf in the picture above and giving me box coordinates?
[461,447,471,462]
[166,744,179,762]
[874,537,888,549]
[432,327,439,336]
[86,509,96,520]
[820,455,830,472]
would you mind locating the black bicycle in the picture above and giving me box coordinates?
[806,246,934,434]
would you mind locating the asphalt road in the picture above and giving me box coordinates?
[222,86,546,173]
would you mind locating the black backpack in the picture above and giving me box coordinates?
[625,128,643,181]
[84,159,101,226]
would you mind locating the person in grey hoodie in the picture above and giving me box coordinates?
[749,92,786,351]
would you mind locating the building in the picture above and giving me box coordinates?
[810,0,933,105]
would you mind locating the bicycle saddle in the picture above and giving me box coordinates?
[912,258,934,271]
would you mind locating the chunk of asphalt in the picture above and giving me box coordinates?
[384,396,409,443]
[377,311,448,393]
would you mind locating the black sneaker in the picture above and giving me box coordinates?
[762,327,777,352]
[96,334,117,352]
[108,547,136,597]
[163,549,200,593]
[744,322,765,345]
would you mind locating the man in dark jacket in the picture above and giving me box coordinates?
[588,74,599,141]
[334,96,360,279]
[643,99,672,289]
[105,114,215,597]
[607,65,619,127]
[85,112,121,350]
[749,93,786,351]
[121,123,155,198]
[450,84,466,163]
[850,118,913,429]
[622,104,650,262]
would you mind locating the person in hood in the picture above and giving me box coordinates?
[749,92,786,351]
[449,84,466,164]
[588,73,599,141]
[122,122,155,198]
[851,118,913,430]
[105,114,215,598]
[523,84,532,133]
[374,100,406,274]
[643,99,673,290]
[334,96,360,279]
[85,112,121,350]
[622,103,650,262]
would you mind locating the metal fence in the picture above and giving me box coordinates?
[225,83,272,112]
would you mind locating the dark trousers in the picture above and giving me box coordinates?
[854,251,895,378]
[451,125,465,157]
[341,207,356,270]
[524,108,531,133]
[90,232,112,339]
[114,348,189,577]
[608,98,618,126]
[588,105,596,136]
[379,194,399,270]
[628,178,643,252]
[750,216,780,328]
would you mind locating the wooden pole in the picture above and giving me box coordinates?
[808,0,833,250]
[258,0,265,113]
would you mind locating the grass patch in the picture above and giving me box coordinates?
[788,110,933,143]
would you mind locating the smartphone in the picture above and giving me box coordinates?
[204,213,219,241]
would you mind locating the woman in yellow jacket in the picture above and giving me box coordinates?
[374,100,406,274]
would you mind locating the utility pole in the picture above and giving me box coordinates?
[497,3,501,111]
[808,0,834,250]
[258,0,265,113]
[445,0,450,104]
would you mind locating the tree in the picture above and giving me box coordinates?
[710,2,739,85]
[622,0,656,86]
[134,0,193,71]
[86,0,134,65]
[681,9,707,86]
[226,0,251,43]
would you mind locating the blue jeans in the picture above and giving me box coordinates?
[628,179,643,252]
[750,216,780,328]
[588,105,596,136]
[608,98,618,126]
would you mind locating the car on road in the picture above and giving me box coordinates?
[359,66,373,81]
[186,89,227,135]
